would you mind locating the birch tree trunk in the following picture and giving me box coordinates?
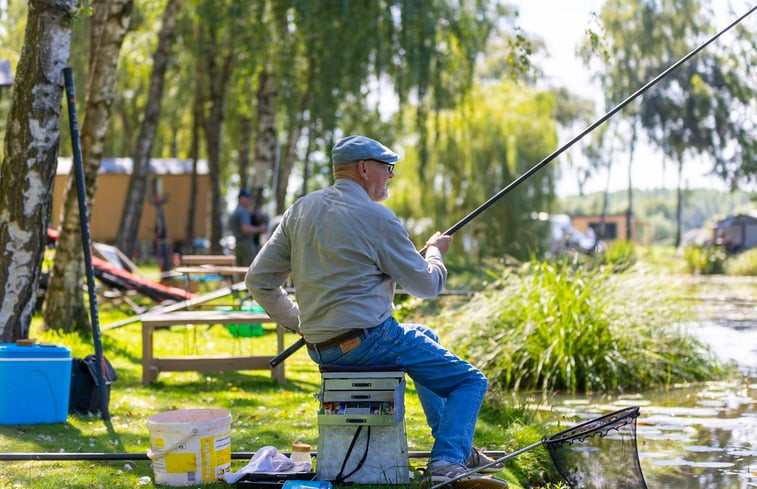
[278,86,310,214]
[675,157,684,248]
[277,120,301,213]
[625,126,637,241]
[43,0,133,333]
[184,66,204,253]
[250,70,277,209]
[203,45,233,254]
[238,114,253,191]
[115,0,182,258]
[0,0,76,341]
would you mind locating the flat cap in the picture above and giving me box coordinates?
[332,135,398,165]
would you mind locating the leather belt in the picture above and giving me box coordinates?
[306,328,365,352]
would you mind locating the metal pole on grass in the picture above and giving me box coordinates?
[63,67,110,421]
[0,450,504,461]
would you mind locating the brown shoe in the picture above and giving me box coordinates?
[422,461,509,489]
[467,447,506,474]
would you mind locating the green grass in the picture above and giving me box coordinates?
[635,245,688,274]
[725,247,757,275]
[0,302,552,489]
[683,245,727,274]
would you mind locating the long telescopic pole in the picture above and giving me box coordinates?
[63,67,110,421]
[269,6,754,369]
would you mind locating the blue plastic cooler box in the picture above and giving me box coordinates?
[0,343,72,424]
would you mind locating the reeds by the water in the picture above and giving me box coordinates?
[441,260,723,394]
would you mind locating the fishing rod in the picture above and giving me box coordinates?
[269,5,755,369]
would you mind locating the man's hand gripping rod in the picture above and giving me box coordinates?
[269,5,755,369]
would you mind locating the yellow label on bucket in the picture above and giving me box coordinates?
[201,432,231,480]
[165,452,198,473]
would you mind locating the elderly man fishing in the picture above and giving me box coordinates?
[246,135,504,485]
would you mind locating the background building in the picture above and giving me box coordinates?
[51,158,211,254]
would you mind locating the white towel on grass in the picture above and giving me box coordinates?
[223,446,312,483]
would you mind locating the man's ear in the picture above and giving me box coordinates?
[358,160,369,179]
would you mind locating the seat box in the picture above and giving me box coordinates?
[318,370,405,427]
[316,369,409,483]
[0,343,72,424]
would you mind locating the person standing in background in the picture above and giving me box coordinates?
[249,188,270,256]
[229,189,267,266]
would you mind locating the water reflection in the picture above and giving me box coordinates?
[638,379,756,489]
[542,378,756,489]
[541,275,757,489]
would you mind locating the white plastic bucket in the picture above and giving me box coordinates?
[146,408,232,486]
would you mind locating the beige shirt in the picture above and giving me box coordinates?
[245,179,447,343]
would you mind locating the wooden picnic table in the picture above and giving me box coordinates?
[173,265,249,296]
[173,266,249,276]
[180,254,236,266]
[140,310,286,386]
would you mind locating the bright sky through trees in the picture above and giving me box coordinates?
[515,0,754,196]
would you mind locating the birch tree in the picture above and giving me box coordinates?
[43,0,133,333]
[0,0,78,341]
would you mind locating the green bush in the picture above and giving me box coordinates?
[683,245,727,274]
[725,247,757,276]
[440,260,722,394]
[601,239,637,272]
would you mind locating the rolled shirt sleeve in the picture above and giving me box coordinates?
[245,214,301,333]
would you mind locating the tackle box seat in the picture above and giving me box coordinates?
[315,365,409,484]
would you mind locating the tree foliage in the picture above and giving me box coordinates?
[581,0,755,247]
[389,82,558,261]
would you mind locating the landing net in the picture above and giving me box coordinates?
[544,406,648,489]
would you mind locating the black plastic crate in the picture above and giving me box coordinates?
[235,472,317,489]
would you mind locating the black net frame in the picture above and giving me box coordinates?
[544,406,648,489]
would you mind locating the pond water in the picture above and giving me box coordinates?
[541,275,757,489]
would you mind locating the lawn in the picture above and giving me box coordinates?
[0,290,547,489]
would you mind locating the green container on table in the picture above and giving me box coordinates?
[216,303,265,338]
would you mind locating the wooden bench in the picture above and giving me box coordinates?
[181,254,236,266]
[173,266,249,277]
[140,310,286,386]
[173,258,247,294]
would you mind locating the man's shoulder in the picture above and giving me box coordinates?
[368,200,397,220]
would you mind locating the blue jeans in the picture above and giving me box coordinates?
[308,317,488,466]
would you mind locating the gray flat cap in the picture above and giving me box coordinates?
[332,135,399,165]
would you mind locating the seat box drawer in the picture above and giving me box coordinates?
[323,377,401,391]
[321,389,395,403]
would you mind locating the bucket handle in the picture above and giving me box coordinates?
[146,428,199,461]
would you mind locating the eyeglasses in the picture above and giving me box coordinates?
[365,160,394,174]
